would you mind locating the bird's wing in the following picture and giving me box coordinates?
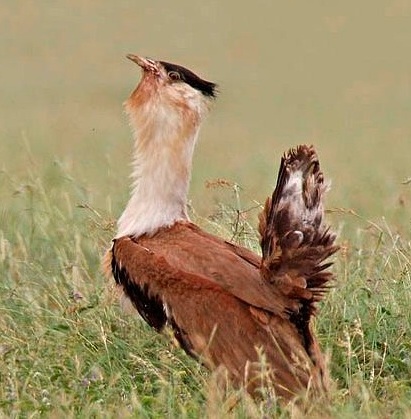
[258,145,339,319]
[133,222,303,317]
[109,235,315,398]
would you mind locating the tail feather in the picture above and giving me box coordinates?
[258,145,338,318]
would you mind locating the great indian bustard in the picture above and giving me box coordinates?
[104,55,338,401]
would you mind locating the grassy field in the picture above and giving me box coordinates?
[1,1,411,417]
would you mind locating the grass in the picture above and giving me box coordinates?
[0,149,410,418]
[1,2,411,416]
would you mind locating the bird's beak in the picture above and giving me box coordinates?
[126,54,159,73]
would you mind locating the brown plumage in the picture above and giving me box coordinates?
[104,55,338,401]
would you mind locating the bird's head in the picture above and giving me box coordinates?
[125,54,217,134]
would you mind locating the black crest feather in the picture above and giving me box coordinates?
[160,61,217,98]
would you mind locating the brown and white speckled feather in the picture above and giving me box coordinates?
[259,145,338,315]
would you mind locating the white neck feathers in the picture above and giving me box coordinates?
[116,96,203,238]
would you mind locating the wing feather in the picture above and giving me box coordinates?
[135,222,302,317]
[111,236,320,398]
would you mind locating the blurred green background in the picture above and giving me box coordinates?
[1,0,410,225]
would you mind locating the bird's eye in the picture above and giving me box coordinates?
[168,71,181,81]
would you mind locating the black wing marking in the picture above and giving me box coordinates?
[111,241,167,332]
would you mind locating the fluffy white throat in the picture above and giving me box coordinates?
[116,110,200,238]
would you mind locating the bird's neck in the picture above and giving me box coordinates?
[116,105,200,238]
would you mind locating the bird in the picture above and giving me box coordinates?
[103,54,338,401]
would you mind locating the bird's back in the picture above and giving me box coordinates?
[108,223,323,399]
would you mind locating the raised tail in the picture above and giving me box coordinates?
[258,145,338,319]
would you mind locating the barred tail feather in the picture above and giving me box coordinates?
[258,145,338,318]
